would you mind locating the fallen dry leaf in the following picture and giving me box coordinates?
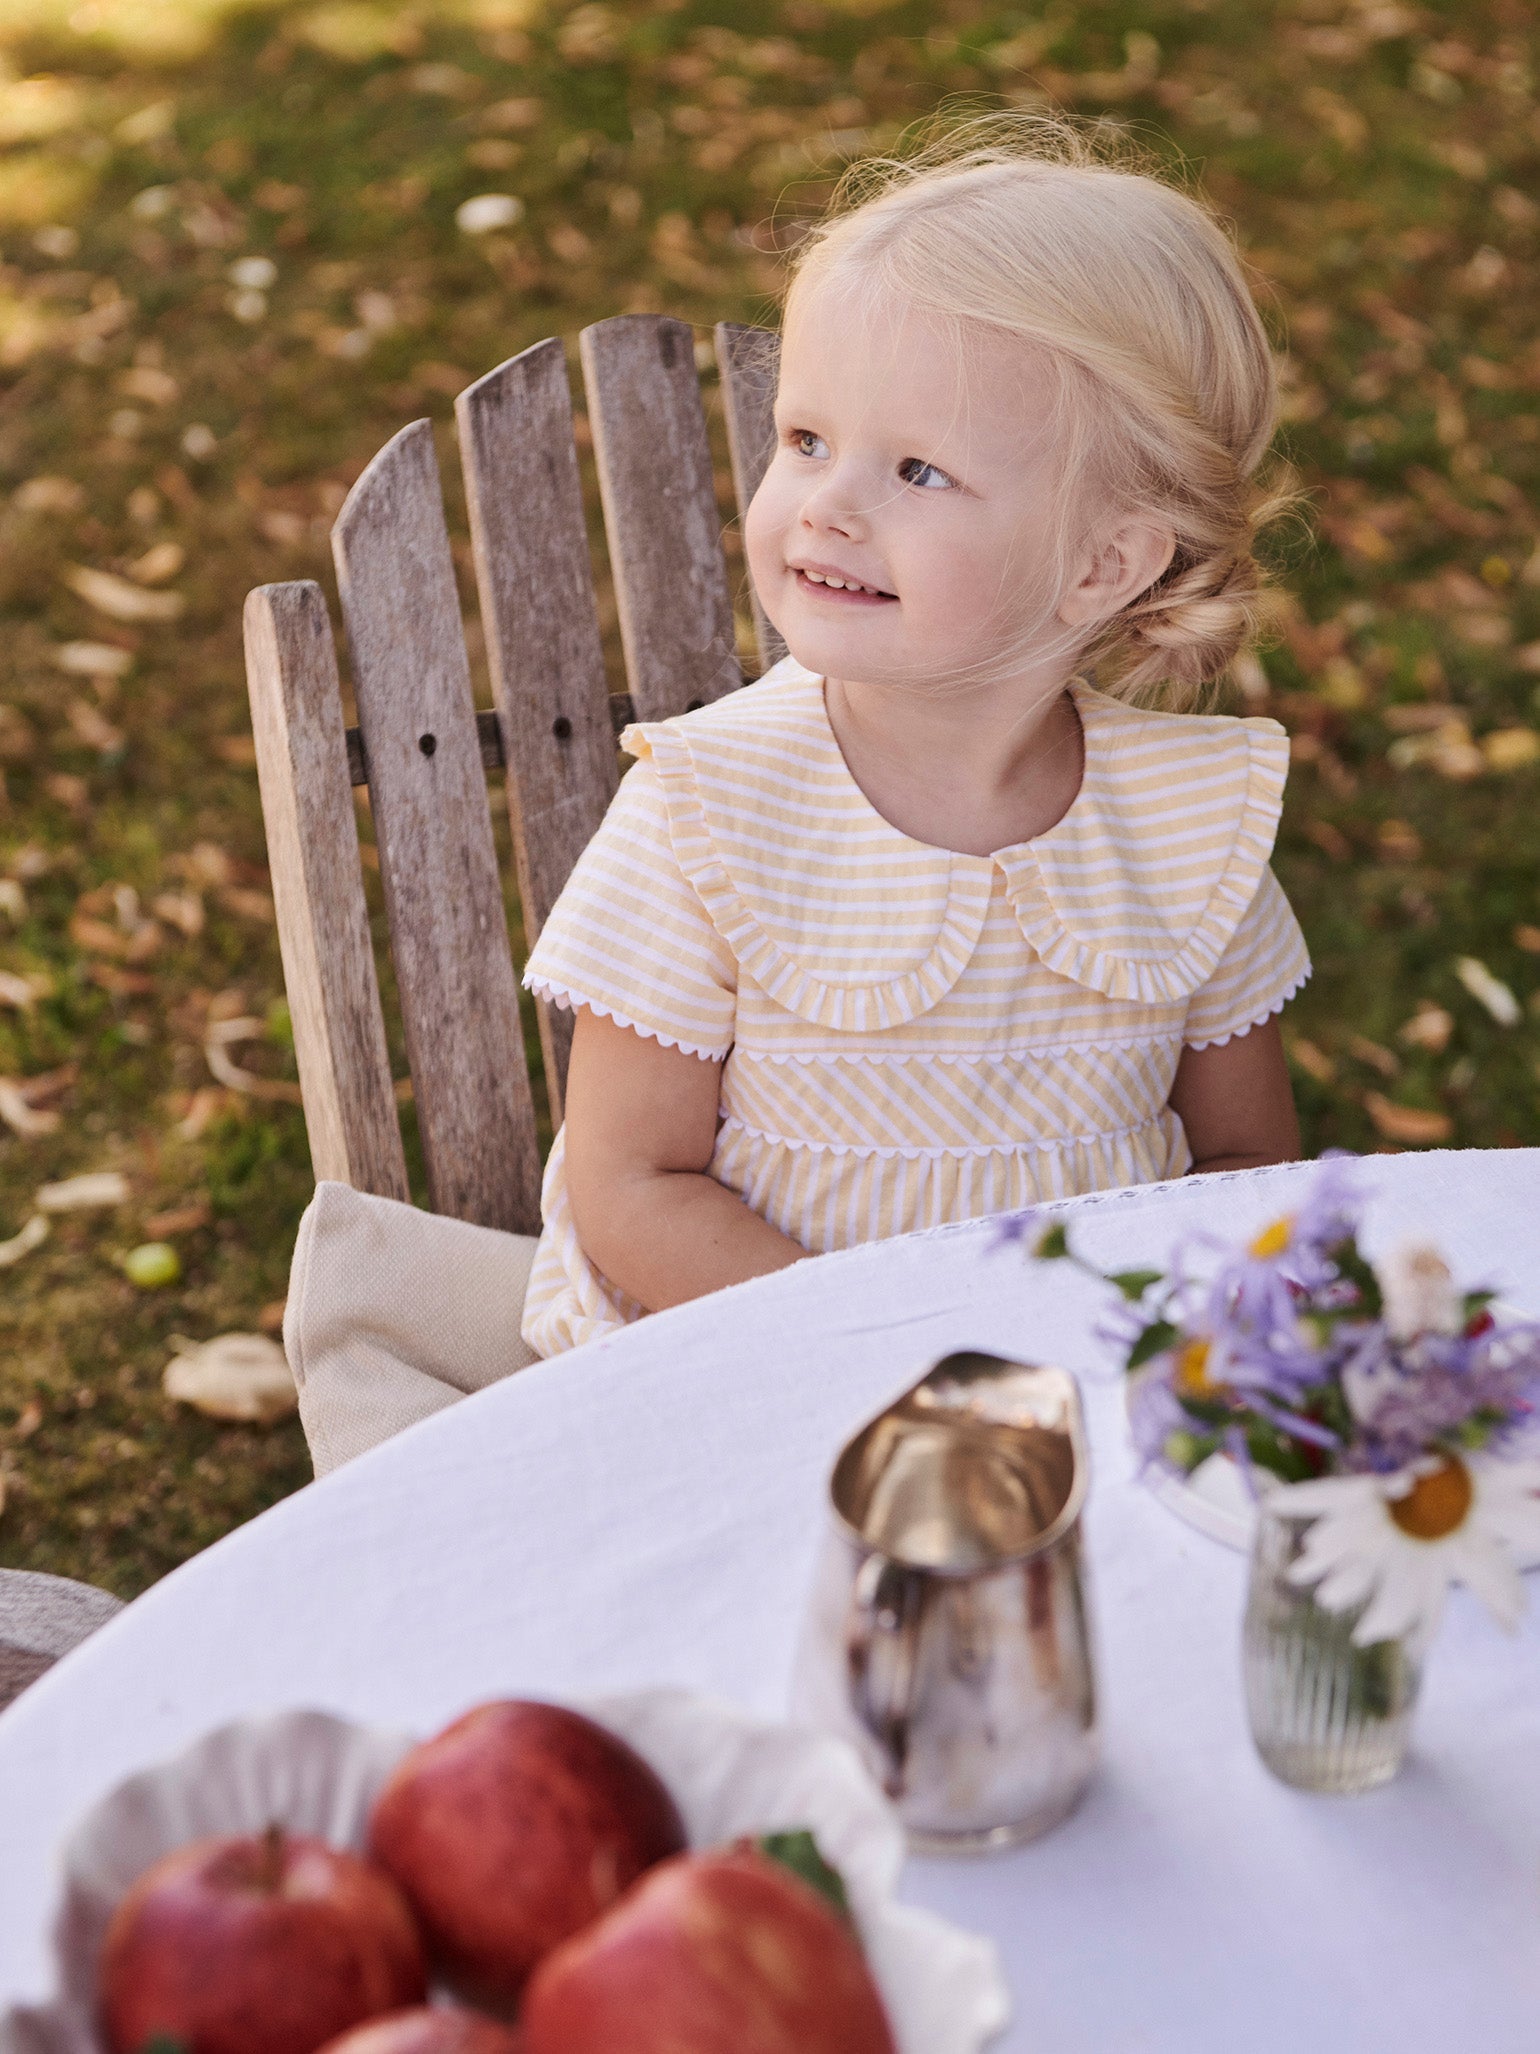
[1387,720,1485,780]
[177,1085,234,1139]
[65,699,126,752]
[62,564,184,624]
[70,911,129,955]
[128,540,186,586]
[13,1062,77,1105]
[1375,819,1423,862]
[89,962,155,997]
[0,1214,49,1266]
[0,971,39,1008]
[14,475,85,515]
[116,364,179,406]
[218,883,274,922]
[45,772,89,813]
[1364,1092,1453,1145]
[204,1016,304,1101]
[151,888,205,937]
[1454,955,1520,1026]
[1481,726,1540,772]
[205,1012,264,1045]
[174,843,233,888]
[0,1081,60,1138]
[256,507,310,547]
[1347,1033,1400,1077]
[143,1198,212,1236]
[1304,819,1352,861]
[35,1171,130,1211]
[163,1332,296,1425]
[51,640,133,678]
[1287,1036,1336,1084]
[1398,1003,1455,1053]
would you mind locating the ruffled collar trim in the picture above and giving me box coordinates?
[620,661,1289,1026]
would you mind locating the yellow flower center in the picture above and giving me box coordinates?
[1389,1456,1473,1542]
[1249,1216,1294,1259]
[1174,1338,1217,1397]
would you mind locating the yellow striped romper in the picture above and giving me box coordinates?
[520,660,1310,1357]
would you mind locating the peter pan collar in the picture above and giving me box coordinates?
[620,660,1289,1025]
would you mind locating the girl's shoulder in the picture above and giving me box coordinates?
[618,656,824,766]
[1071,678,1289,770]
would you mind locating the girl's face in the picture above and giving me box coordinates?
[745,276,1076,694]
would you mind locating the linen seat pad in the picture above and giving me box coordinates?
[284,1181,539,1476]
[0,1573,123,1712]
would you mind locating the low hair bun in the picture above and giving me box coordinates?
[1109,546,1262,707]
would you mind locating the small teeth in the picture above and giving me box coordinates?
[801,569,883,595]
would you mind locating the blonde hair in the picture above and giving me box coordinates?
[780,117,1294,709]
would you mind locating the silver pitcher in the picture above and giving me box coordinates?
[793,1350,1097,1853]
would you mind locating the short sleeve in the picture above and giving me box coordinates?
[522,758,737,1059]
[1181,867,1311,1049]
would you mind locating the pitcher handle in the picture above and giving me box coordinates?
[847,1554,928,1797]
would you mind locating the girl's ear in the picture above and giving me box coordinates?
[1057,519,1177,628]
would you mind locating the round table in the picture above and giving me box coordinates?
[3,1150,1539,2052]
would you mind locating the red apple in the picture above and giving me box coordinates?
[316,2008,522,2054]
[100,1826,426,2054]
[367,1701,685,2005]
[519,1846,897,2054]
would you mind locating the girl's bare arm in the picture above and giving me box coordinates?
[1168,1016,1301,1175]
[561,1006,805,1312]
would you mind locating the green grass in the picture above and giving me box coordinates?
[0,0,1537,1594]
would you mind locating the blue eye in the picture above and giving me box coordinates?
[790,430,828,459]
[899,457,952,490]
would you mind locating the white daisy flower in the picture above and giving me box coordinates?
[1275,1454,1540,1645]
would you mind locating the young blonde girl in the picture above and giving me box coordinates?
[519,123,1310,1357]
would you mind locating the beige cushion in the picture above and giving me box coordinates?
[284,1181,540,1476]
[0,1570,123,1711]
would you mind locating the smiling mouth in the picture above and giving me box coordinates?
[792,568,897,604]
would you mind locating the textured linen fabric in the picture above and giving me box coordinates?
[284,1180,540,1475]
[521,663,1310,1356]
[4,1151,1539,2050]
[0,1573,122,1712]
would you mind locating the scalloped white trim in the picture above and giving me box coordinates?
[1180,966,1312,1051]
[715,1113,1169,1161]
[524,978,728,1062]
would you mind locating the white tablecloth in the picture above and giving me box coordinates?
[3,1149,1539,2051]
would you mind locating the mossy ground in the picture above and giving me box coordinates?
[0,0,1536,1595]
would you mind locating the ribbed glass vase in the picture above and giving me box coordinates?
[1243,1498,1430,1794]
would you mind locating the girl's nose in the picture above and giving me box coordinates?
[799,469,868,542]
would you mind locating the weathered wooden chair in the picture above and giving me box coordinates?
[245,318,784,1459]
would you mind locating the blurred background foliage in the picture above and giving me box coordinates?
[0,0,1536,1594]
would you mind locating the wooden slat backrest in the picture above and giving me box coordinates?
[331,419,541,1234]
[244,580,409,1201]
[714,321,787,676]
[245,317,785,1226]
[579,315,741,720]
[457,339,617,1123]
